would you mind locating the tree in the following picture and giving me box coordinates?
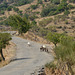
[51,0,60,4]
[7,6,12,11]
[13,7,19,12]
[46,32,61,47]
[8,15,31,34]
[38,0,43,4]
[0,33,11,61]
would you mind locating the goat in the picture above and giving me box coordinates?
[27,42,31,46]
[40,45,48,52]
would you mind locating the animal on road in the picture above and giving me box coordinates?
[40,45,48,52]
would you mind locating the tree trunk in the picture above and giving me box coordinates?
[0,48,5,61]
[54,43,57,47]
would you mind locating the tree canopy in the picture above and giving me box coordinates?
[46,32,63,46]
[0,33,11,60]
[8,15,31,34]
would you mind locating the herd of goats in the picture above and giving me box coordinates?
[27,42,49,53]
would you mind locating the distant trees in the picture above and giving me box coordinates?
[7,6,12,11]
[68,0,75,3]
[0,2,8,14]
[8,15,31,35]
[13,0,34,6]
[38,0,43,4]
[41,1,74,17]
[30,5,38,9]
[41,4,57,17]
[0,33,11,61]
[51,0,60,4]
[13,7,19,12]
[44,0,47,2]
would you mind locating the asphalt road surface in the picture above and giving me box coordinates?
[0,32,54,75]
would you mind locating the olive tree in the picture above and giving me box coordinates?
[46,32,61,47]
[8,15,31,35]
[0,33,11,61]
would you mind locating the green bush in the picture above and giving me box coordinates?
[13,7,19,12]
[0,10,5,14]
[38,0,43,4]
[55,36,75,65]
[68,4,74,9]
[18,10,23,16]
[51,0,60,4]
[13,0,34,6]
[65,20,69,24]
[0,2,8,11]
[39,18,53,27]
[68,0,75,3]
[31,5,38,9]
[0,16,6,20]
[44,0,47,2]
[45,61,56,69]
[41,1,74,17]
[29,15,38,21]
[64,10,70,16]
[41,4,57,17]
[24,13,29,19]
[7,6,12,11]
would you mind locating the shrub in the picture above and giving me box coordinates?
[39,18,53,27]
[18,10,23,16]
[65,20,69,24]
[31,5,38,9]
[68,4,74,9]
[13,0,34,6]
[55,36,75,64]
[45,61,56,69]
[0,10,5,14]
[38,0,43,4]
[13,7,19,12]
[44,0,47,2]
[29,15,38,21]
[51,0,60,4]
[24,13,29,19]
[41,4,57,17]
[7,6,12,11]
[64,10,70,16]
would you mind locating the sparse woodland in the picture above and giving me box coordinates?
[0,0,75,75]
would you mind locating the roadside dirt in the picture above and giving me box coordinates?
[0,41,16,68]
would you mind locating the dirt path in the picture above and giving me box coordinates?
[0,32,53,75]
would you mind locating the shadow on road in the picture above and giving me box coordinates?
[10,58,32,62]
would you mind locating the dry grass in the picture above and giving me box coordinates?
[0,41,16,68]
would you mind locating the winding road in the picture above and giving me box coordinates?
[0,31,54,75]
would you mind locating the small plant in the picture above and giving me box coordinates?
[7,6,12,11]
[30,5,38,9]
[64,10,70,16]
[65,20,69,24]
[45,61,56,69]
[38,0,43,4]
[13,7,19,12]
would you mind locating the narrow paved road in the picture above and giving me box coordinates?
[0,33,53,75]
